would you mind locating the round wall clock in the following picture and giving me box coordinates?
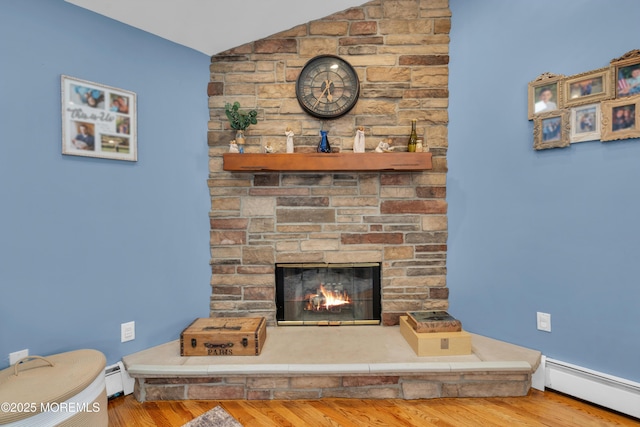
[295,55,360,120]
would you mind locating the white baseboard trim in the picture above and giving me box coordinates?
[105,361,135,398]
[544,357,640,419]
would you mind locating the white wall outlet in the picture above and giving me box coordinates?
[9,349,29,365]
[121,321,135,342]
[537,312,551,332]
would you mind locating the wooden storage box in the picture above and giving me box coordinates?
[405,310,462,333]
[180,317,267,356]
[400,316,472,356]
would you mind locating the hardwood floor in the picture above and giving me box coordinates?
[107,389,640,426]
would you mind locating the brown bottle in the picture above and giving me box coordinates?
[407,119,417,152]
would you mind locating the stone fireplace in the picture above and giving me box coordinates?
[207,0,450,326]
[125,1,540,402]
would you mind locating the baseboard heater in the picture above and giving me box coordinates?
[545,357,640,419]
[105,361,135,399]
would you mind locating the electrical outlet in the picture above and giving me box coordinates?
[121,321,135,342]
[537,312,551,332]
[9,349,29,365]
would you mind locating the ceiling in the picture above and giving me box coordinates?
[65,0,366,56]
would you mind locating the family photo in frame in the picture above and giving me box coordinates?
[534,110,570,150]
[610,50,640,97]
[570,103,601,143]
[61,75,137,161]
[528,72,564,120]
[563,68,612,108]
[528,49,640,150]
[601,95,640,141]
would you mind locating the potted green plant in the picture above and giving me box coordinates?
[224,102,258,146]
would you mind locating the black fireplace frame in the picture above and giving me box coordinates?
[275,262,381,325]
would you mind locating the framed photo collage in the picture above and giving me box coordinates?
[61,75,137,161]
[528,49,640,150]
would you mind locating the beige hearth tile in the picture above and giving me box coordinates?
[123,340,185,365]
[205,364,289,375]
[471,334,542,371]
[129,364,209,376]
[448,361,532,372]
[288,363,370,374]
[369,362,451,373]
[123,325,541,378]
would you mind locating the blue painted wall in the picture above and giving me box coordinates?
[448,0,640,382]
[2,0,638,386]
[0,0,211,369]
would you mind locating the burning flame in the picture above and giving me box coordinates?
[305,284,351,311]
[320,284,350,308]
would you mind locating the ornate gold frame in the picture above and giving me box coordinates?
[610,49,640,99]
[601,95,640,142]
[528,72,565,120]
[563,67,613,108]
[533,110,570,150]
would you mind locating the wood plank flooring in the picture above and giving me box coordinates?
[107,389,640,426]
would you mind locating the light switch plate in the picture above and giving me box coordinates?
[121,321,135,342]
[537,312,551,332]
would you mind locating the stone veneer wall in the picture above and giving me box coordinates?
[136,370,532,401]
[207,0,450,326]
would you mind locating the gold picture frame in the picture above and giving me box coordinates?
[601,95,640,142]
[528,72,565,120]
[533,110,570,150]
[610,49,640,99]
[563,67,612,108]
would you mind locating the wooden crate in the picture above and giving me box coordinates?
[399,316,471,356]
[405,310,462,333]
[180,317,267,356]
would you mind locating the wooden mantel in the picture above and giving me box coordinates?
[222,152,432,172]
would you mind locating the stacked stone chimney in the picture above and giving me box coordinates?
[207,0,450,326]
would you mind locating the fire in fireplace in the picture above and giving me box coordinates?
[275,263,381,325]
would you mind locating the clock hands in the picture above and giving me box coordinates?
[325,77,333,102]
[313,79,333,108]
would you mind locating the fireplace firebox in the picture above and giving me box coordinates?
[275,263,381,325]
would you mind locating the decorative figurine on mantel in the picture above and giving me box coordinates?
[317,129,331,153]
[285,126,294,153]
[353,126,365,153]
[264,143,274,153]
[375,139,394,153]
[229,140,240,153]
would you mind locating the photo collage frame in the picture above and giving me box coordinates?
[528,49,640,150]
[61,75,137,161]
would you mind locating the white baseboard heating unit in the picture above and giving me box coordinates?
[545,357,640,419]
[105,361,135,398]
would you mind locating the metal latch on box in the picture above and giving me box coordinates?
[204,342,234,349]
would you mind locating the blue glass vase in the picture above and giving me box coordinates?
[317,130,331,153]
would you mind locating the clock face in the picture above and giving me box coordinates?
[296,55,360,119]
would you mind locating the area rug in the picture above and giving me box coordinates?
[182,405,243,427]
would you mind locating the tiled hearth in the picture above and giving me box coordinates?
[123,326,541,401]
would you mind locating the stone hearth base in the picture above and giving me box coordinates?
[123,325,540,401]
